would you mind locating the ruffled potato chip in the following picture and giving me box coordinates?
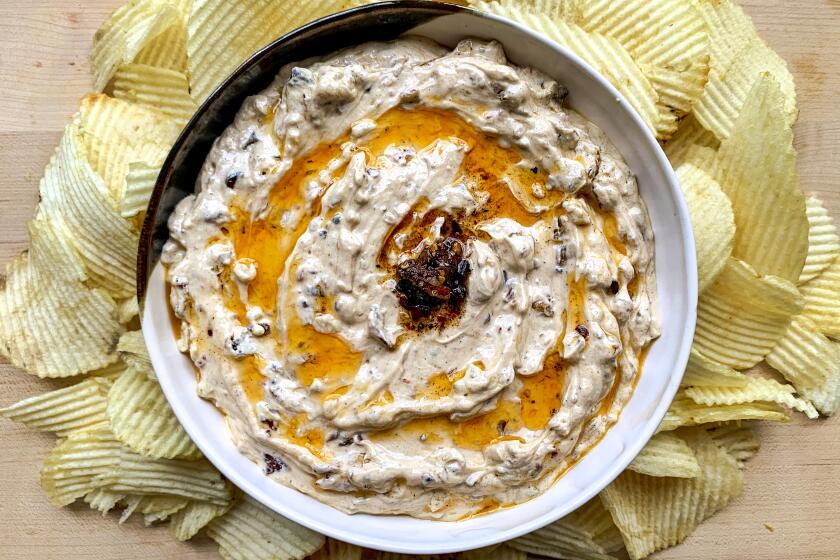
[134,21,189,72]
[706,423,759,466]
[663,114,719,168]
[0,219,122,377]
[207,494,325,560]
[84,488,125,515]
[186,0,371,105]
[693,258,803,370]
[799,196,840,284]
[78,94,179,204]
[693,41,797,142]
[675,163,734,292]
[703,74,807,282]
[600,430,743,560]
[694,0,796,140]
[577,0,710,118]
[685,373,818,419]
[659,392,789,432]
[113,63,196,126]
[170,500,230,541]
[471,1,672,138]
[0,377,111,436]
[801,255,840,338]
[117,330,153,372]
[509,497,623,560]
[91,0,181,91]
[41,427,123,507]
[107,366,200,459]
[116,296,140,325]
[119,161,160,219]
[628,432,700,478]
[766,315,840,416]
[681,348,748,388]
[38,120,141,297]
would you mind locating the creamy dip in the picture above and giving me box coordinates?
[162,38,660,520]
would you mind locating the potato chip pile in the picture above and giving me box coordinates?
[1,0,838,559]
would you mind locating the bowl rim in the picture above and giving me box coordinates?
[139,0,697,553]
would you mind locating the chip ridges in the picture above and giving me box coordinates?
[170,500,230,541]
[207,494,325,560]
[693,258,803,369]
[113,63,196,126]
[509,497,624,560]
[91,0,181,91]
[628,432,701,478]
[675,163,734,292]
[0,377,112,436]
[766,315,840,416]
[600,431,743,559]
[704,74,808,282]
[799,196,840,284]
[107,366,201,459]
[801,255,840,338]
[0,219,123,377]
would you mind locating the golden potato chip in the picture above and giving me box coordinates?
[84,488,125,515]
[509,497,623,560]
[91,0,181,91]
[186,0,371,105]
[703,74,807,282]
[681,348,748,388]
[706,422,759,466]
[0,377,111,436]
[675,163,734,292]
[117,295,140,325]
[107,366,200,460]
[658,391,789,432]
[679,144,718,173]
[693,258,803,369]
[41,427,122,506]
[628,432,700,478]
[113,63,196,126]
[694,42,797,142]
[600,430,743,559]
[766,315,840,415]
[78,94,179,204]
[0,219,122,377]
[685,373,818,419]
[119,161,159,219]
[171,500,230,541]
[474,1,672,138]
[98,449,231,505]
[134,21,189,72]
[695,0,755,73]
[801,255,840,338]
[117,330,153,372]
[121,494,189,525]
[798,196,840,284]
[207,494,325,560]
[577,0,710,117]
[37,121,140,297]
[663,114,719,168]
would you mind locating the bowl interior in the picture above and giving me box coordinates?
[141,3,696,554]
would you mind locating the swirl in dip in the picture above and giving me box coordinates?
[162,38,660,520]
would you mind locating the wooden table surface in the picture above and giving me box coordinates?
[1,1,838,559]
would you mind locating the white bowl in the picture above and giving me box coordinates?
[142,3,697,554]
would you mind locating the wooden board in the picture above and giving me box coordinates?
[0,1,838,558]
